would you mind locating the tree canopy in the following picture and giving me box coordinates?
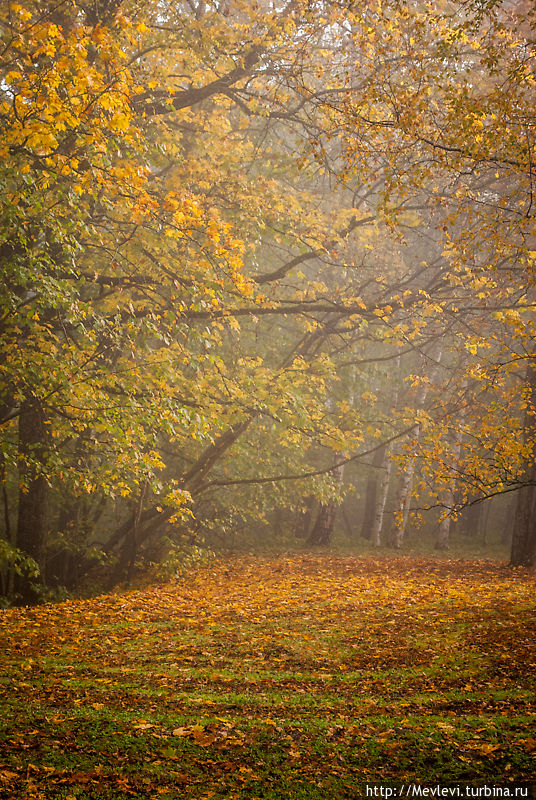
[1,0,535,602]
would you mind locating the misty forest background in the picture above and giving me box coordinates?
[2,2,536,797]
[1,0,536,605]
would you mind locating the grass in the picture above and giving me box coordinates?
[0,554,535,798]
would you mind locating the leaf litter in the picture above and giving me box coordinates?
[0,555,535,798]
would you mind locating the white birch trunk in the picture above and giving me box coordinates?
[371,445,392,546]
[436,382,466,550]
[390,344,443,548]
[391,451,416,549]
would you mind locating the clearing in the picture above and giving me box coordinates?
[0,555,535,798]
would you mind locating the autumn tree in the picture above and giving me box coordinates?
[2,0,413,597]
[3,0,536,603]
[305,0,536,562]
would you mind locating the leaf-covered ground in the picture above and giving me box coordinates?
[1,556,535,799]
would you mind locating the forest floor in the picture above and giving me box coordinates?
[1,555,535,799]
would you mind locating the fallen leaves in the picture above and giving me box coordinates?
[0,555,535,798]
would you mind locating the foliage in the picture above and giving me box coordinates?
[153,536,214,580]
[0,538,38,603]
[2,0,536,597]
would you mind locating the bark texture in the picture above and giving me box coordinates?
[371,446,392,547]
[15,399,49,603]
[511,359,536,567]
[360,445,386,539]
[307,502,338,546]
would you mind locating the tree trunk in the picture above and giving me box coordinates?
[0,451,11,544]
[436,379,467,551]
[390,344,443,549]
[0,451,13,597]
[369,355,401,547]
[511,359,536,567]
[307,454,344,547]
[390,460,415,548]
[103,417,255,588]
[511,470,536,566]
[360,444,386,539]
[14,399,49,603]
[435,495,453,550]
[307,502,337,546]
[371,446,392,547]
